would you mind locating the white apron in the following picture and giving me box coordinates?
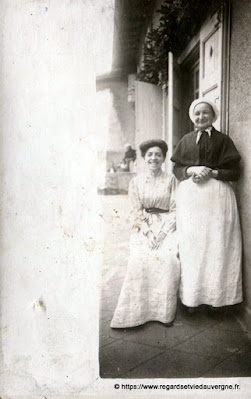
[176,177,242,307]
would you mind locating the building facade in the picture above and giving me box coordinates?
[132,0,251,329]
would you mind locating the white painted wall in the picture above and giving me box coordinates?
[135,81,163,172]
[0,0,102,395]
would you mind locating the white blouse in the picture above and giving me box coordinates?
[128,172,177,236]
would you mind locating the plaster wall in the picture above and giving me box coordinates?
[0,0,101,395]
[229,0,251,330]
[96,79,135,151]
[96,78,135,176]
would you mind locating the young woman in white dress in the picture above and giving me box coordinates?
[111,139,180,328]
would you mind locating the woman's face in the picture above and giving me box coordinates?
[193,102,215,130]
[144,146,164,172]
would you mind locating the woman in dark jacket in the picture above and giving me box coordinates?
[171,99,242,312]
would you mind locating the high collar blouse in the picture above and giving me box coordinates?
[128,172,177,236]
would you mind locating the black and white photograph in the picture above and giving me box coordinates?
[0,0,250,397]
[98,0,251,384]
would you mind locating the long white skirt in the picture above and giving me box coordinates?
[110,230,180,328]
[176,177,243,307]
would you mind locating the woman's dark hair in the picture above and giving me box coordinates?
[139,139,168,158]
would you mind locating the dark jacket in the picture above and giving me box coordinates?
[171,128,241,181]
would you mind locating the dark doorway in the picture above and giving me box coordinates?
[180,44,200,135]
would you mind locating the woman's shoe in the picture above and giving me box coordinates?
[187,307,197,314]
[208,305,218,312]
[208,305,223,313]
[164,321,173,327]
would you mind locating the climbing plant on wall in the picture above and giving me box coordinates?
[137,0,221,85]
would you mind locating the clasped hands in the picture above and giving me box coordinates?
[187,166,218,183]
[146,230,166,250]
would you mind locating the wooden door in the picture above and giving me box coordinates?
[199,10,223,131]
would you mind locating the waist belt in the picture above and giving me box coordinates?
[144,207,168,214]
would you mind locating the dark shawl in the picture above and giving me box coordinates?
[171,128,241,168]
[171,128,241,181]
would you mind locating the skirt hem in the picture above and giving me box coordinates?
[180,298,243,308]
[110,317,175,329]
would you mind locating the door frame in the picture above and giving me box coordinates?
[178,44,200,135]
[177,2,231,134]
[221,0,231,134]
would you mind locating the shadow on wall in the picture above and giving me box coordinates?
[96,78,135,151]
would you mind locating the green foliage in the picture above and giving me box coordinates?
[137,0,217,85]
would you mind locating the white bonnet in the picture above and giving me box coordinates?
[189,98,219,123]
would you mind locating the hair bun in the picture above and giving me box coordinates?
[139,139,168,158]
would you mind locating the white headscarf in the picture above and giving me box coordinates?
[189,98,219,124]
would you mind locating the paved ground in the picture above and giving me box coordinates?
[99,195,251,379]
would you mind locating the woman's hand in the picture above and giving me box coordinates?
[146,230,158,250]
[187,166,212,184]
[211,169,219,178]
[155,232,167,249]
